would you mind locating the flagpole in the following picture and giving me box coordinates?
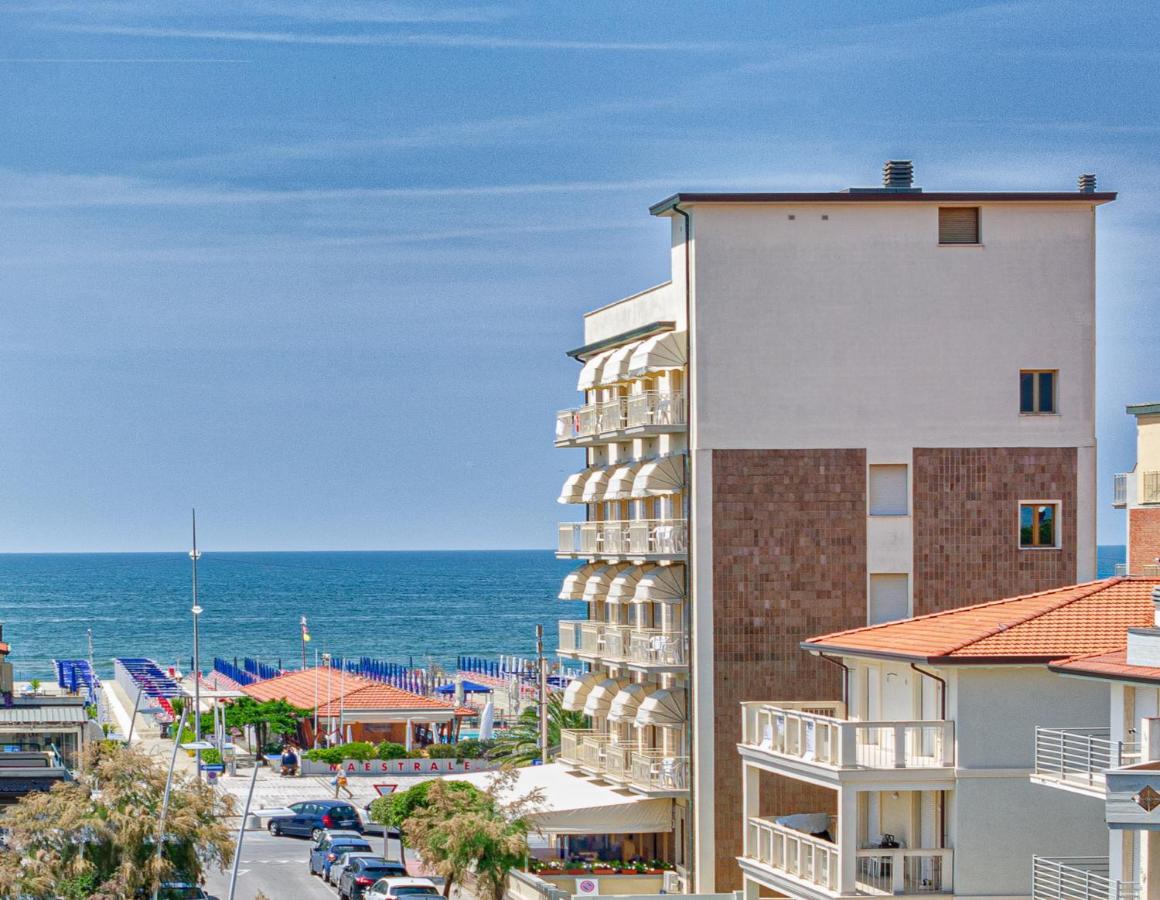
[300,617,307,669]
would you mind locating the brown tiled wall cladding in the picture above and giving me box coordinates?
[912,447,1078,615]
[1130,507,1160,572]
[710,449,867,890]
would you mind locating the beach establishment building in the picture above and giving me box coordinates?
[737,577,1160,899]
[551,159,1114,890]
[242,667,473,747]
[1114,402,1160,577]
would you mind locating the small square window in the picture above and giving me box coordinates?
[869,465,908,516]
[1020,369,1057,413]
[1019,502,1060,548]
[869,574,910,625]
[939,207,980,244]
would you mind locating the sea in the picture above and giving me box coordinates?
[0,546,1129,681]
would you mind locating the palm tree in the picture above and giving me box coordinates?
[488,693,588,765]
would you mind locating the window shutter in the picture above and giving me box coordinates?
[938,207,979,244]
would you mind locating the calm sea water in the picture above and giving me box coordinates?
[0,546,1129,680]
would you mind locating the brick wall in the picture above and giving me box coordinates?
[912,447,1078,614]
[1130,507,1160,572]
[710,449,866,890]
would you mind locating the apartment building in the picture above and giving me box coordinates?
[735,577,1160,899]
[552,161,1114,890]
[1114,403,1160,576]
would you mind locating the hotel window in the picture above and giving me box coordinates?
[1019,502,1060,548]
[869,464,909,516]
[938,207,980,244]
[869,574,910,625]
[1020,369,1057,414]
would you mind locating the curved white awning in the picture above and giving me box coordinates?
[628,330,686,378]
[633,565,685,604]
[608,683,657,723]
[634,688,687,727]
[604,462,643,501]
[582,564,627,603]
[607,565,650,603]
[577,350,614,392]
[581,468,612,503]
[632,455,686,497]
[558,469,593,504]
[562,672,603,712]
[583,677,627,717]
[559,563,600,601]
[597,341,642,386]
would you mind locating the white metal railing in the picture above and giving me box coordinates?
[627,629,688,667]
[1033,857,1140,900]
[1034,727,1139,789]
[557,620,583,654]
[629,751,689,792]
[740,702,954,769]
[856,849,953,895]
[745,817,839,892]
[556,392,685,442]
[1113,472,1128,506]
[625,391,686,429]
[559,729,596,765]
[1115,563,1129,576]
[557,519,688,557]
[1144,471,1160,504]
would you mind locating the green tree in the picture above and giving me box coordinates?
[0,742,234,899]
[223,697,309,754]
[487,693,587,765]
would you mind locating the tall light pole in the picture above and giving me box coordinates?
[190,509,203,781]
[536,624,548,763]
[323,652,332,746]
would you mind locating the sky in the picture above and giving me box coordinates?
[0,0,1157,552]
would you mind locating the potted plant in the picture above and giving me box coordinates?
[592,862,616,875]
[563,860,591,875]
[644,858,671,874]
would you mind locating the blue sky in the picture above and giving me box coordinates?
[0,1,1156,552]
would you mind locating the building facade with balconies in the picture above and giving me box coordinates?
[551,161,1115,891]
[1113,404,1160,578]
[736,579,1159,899]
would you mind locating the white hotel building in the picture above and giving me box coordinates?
[550,161,1113,891]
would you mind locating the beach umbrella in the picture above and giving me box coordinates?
[405,719,413,751]
[479,702,495,742]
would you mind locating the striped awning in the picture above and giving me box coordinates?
[582,564,628,603]
[584,677,628,718]
[562,672,603,713]
[632,455,686,497]
[581,468,612,503]
[607,565,650,603]
[558,469,593,504]
[633,565,685,604]
[577,350,614,392]
[634,688,686,727]
[628,330,686,378]
[598,342,643,385]
[608,683,656,723]
[559,563,600,601]
[604,462,643,501]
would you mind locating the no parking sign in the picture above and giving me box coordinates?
[575,878,599,895]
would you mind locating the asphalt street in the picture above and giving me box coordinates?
[203,830,338,900]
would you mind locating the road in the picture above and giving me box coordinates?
[203,830,337,900]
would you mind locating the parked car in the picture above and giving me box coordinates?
[328,849,380,885]
[311,834,373,878]
[359,801,404,837]
[339,860,413,900]
[267,799,361,840]
[155,885,213,900]
[363,876,441,900]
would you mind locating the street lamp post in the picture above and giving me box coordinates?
[190,509,203,781]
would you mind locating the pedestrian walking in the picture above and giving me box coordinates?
[332,770,353,799]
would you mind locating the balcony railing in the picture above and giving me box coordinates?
[1033,727,1138,792]
[559,728,596,766]
[555,392,685,443]
[1113,473,1128,507]
[1144,471,1160,504]
[629,751,689,792]
[744,817,952,896]
[627,629,688,668]
[557,519,688,558]
[1032,857,1140,900]
[557,621,631,661]
[741,701,954,770]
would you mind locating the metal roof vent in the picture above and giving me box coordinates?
[1078,173,1097,193]
[883,160,915,191]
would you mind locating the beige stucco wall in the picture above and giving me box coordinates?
[1138,414,1160,484]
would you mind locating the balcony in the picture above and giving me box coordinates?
[1031,727,1138,798]
[556,621,630,662]
[557,519,687,561]
[1113,473,1128,507]
[554,392,685,446]
[628,750,688,795]
[1144,471,1160,504]
[739,701,954,786]
[742,817,952,898]
[1032,857,1139,900]
[626,629,688,670]
[558,731,687,795]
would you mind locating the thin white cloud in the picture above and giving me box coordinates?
[51,23,735,52]
[4,1,510,24]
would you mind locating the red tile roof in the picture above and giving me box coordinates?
[1051,648,1160,685]
[242,667,471,716]
[805,578,1160,664]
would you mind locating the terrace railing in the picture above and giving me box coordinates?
[627,629,688,667]
[625,391,686,429]
[556,392,685,443]
[1144,471,1160,504]
[558,519,688,558]
[1032,857,1140,900]
[745,817,840,893]
[1034,727,1138,790]
[629,751,689,792]
[1113,473,1128,506]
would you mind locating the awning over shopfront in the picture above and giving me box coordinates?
[632,455,686,497]
[604,462,642,501]
[561,673,602,712]
[559,563,599,600]
[597,342,642,386]
[628,330,686,378]
[607,565,650,603]
[635,688,686,727]
[577,350,613,392]
[583,677,627,717]
[633,565,685,604]
[607,683,656,723]
[448,763,672,835]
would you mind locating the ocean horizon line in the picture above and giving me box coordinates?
[0,547,559,557]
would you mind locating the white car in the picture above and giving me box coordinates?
[328,850,381,885]
[365,876,441,900]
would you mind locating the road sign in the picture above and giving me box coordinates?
[372,783,397,796]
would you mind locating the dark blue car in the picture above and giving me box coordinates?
[267,799,362,840]
[311,834,373,878]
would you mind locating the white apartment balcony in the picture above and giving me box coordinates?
[558,730,688,796]
[1031,727,1139,798]
[554,391,686,446]
[1032,857,1140,900]
[1113,472,1128,508]
[739,701,955,787]
[1144,470,1160,504]
[626,628,688,671]
[557,519,688,561]
[741,816,952,899]
[628,750,689,796]
[556,621,631,663]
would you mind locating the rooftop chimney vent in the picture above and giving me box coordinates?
[1078,173,1097,193]
[883,160,914,191]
